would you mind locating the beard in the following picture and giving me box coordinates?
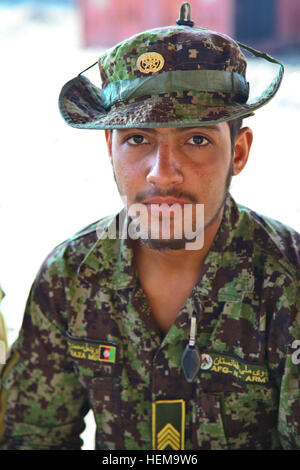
[114,159,233,251]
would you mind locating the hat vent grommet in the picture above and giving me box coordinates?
[176,2,194,27]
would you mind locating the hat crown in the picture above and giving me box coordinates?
[99,26,247,88]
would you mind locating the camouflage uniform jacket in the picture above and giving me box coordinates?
[1,195,300,450]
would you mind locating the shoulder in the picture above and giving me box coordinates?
[236,202,300,279]
[234,203,300,364]
[36,214,117,281]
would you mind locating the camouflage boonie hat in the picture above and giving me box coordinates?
[59,2,284,130]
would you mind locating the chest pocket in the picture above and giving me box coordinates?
[192,351,280,450]
[66,332,124,450]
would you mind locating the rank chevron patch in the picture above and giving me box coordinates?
[157,423,181,450]
[152,399,185,450]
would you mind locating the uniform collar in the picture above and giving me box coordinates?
[78,195,255,296]
[78,209,137,290]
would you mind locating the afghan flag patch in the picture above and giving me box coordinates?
[66,332,118,363]
[100,345,116,363]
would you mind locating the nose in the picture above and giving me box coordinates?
[146,142,183,187]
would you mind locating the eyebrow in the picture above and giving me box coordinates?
[117,125,221,134]
[174,126,221,133]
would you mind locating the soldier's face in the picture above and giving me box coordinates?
[105,123,252,250]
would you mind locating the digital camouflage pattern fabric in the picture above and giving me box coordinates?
[0,195,299,450]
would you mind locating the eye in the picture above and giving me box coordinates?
[186,135,210,146]
[126,134,149,145]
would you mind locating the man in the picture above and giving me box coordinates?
[0,3,299,450]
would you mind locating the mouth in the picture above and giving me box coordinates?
[140,198,193,220]
[142,197,191,207]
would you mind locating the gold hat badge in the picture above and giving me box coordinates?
[137,52,165,74]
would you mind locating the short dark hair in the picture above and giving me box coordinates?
[228,117,243,154]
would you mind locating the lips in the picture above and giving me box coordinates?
[142,197,190,207]
[141,198,192,219]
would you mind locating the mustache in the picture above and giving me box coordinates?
[134,188,198,204]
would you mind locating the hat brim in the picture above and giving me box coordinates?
[59,73,282,129]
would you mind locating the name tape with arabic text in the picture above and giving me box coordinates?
[200,352,269,384]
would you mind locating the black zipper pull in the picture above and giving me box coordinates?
[181,314,201,382]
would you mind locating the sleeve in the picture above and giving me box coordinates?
[277,278,300,449]
[0,252,91,450]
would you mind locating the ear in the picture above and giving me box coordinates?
[104,129,113,164]
[232,127,253,176]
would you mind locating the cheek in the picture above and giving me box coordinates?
[113,158,142,199]
[191,159,225,186]
[190,152,231,197]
